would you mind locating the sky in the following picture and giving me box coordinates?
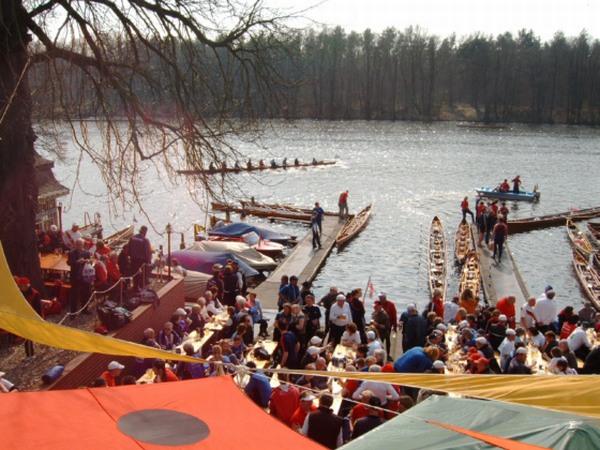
[265,0,599,42]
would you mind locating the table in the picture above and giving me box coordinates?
[40,253,70,272]
[176,329,215,355]
[246,340,278,369]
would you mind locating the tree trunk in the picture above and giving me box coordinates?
[0,1,41,288]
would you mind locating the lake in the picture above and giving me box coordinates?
[48,120,600,314]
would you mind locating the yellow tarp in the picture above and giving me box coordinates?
[2,243,600,419]
[0,242,198,363]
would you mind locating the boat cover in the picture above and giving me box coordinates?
[183,269,212,300]
[208,222,292,244]
[169,250,259,277]
[342,395,600,450]
[186,241,276,271]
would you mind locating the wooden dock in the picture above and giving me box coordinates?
[254,215,346,311]
[472,226,530,316]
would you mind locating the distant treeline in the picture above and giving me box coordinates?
[30,27,600,125]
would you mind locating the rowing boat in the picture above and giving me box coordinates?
[566,219,594,258]
[336,204,372,248]
[428,216,448,302]
[475,187,540,202]
[572,250,600,311]
[177,160,336,175]
[507,206,600,234]
[212,200,338,222]
[588,222,600,246]
[104,225,134,250]
[454,219,473,264]
[459,251,481,300]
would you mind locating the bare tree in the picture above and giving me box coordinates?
[0,0,293,284]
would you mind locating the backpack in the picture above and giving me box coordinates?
[81,263,96,284]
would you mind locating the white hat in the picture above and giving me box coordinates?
[301,394,316,401]
[498,315,508,322]
[307,346,320,356]
[516,347,528,355]
[366,331,376,340]
[432,360,445,369]
[176,308,187,316]
[50,225,58,232]
[310,336,323,345]
[475,337,488,345]
[378,291,387,298]
[336,294,346,301]
[505,329,516,336]
[108,361,124,370]
[407,303,417,311]
[459,320,470,328]
[436,324,448,331]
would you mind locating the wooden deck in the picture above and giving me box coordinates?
[254,215,346,311]
[472,225,530,316]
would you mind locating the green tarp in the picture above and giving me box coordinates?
[342,396,600,450]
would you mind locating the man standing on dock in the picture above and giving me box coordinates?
[311,211,322,250]
[338,190,349,219]
[312,202,325,233]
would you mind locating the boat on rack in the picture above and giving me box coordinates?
[336,204,372,248]
[507,206,600,234]
[572,250,600,311]
[177,160,336,176]
[428,216,448,301]
[566,219,594,258]
[475,187,540,202]
[211,200,337,222]
[454,219,473,264]
[459,251,481,300]
[185,241,277,271]
[587,222,600,246]
[104,225,134,250]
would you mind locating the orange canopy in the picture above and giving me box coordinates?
[1,376,325,450]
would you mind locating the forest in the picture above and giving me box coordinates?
[30,27,600,125]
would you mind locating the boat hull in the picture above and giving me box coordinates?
[428,216,448,302]
[566,219,594,258]
[475,188,540,202]
[508,206,600,234]
[178,160,336,175]
[572,250,600,311]
[454,219,473,264]
[336,205,372,248]
[459,251,481,300]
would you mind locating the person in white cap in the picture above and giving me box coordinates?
[290,391,317,431]
[429,360,446,374]
[101,361,125,387]
[475,337,501,373]
[62,223,81,251]
[366,330,383,356]
[329,294,352,346]
[498,328,517,371]
[488,314,508,351]
[507,347,533,374]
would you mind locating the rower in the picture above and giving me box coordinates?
[247,158,252,169]
[311,157,318,165]
[270,159,277,168]
[208,162,215,171]
[511,175,521,193]
[259,159,265,168]
[282,157,288,167]
[499,179,510,192]
[294,158,300,166]
[234,161,241,169]
[221,161,227,170]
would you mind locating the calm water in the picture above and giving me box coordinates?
[48,121,600,313]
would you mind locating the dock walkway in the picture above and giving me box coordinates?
[472,225,530,317]
[255,215,346,311]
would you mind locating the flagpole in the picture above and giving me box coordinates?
[362,276,370,304]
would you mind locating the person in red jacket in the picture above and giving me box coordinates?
[496,296,516,328]
[461,196,475,223]
[269,372,300,426]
